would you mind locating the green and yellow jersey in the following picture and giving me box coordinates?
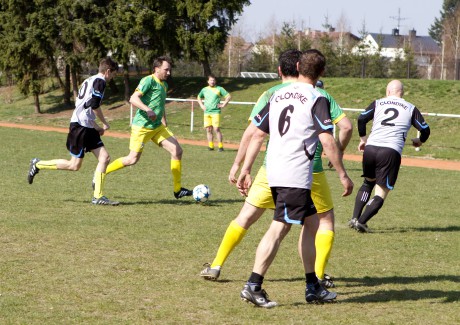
[313,88,346,173]
[132,75,168,129]
[198,86,230,114]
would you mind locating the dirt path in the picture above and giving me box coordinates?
[2,121,459,171]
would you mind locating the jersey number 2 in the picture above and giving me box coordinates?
[381,108,399,126]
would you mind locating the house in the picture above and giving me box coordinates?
[353,29,442,79]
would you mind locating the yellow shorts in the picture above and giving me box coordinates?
[204,113,221,128]
[246,166,333,213]
[129,125,174,152]
[310,171,334,213]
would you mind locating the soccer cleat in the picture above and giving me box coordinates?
[323,273,333,281]
[348,218,358,228]
[318,277,335,288]
[174,187,193,199]
[354,221,373,233]
[28,158,40,184]
[306,284,337,303]
[208,147,214,151]
[92,196,119,206]
[240,284,278,308]
[218,148,224,152]
[200,263,220,281]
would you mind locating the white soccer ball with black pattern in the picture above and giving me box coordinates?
[193,184,211,203]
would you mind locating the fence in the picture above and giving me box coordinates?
[130,98,460,133]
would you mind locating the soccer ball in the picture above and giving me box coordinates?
[193,184,211,203]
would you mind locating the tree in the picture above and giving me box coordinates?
[429,0,459,44]
[175,0,250,76]
[0,0,58,113]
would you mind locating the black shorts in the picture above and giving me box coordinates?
[270,187,317,225]
[362,145,401,190]
[66,122,104,158]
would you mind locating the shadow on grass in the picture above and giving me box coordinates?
[341,288,459,303]
[105,198,244,206]
[379,225,460,233]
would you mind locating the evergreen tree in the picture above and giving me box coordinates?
[429,0,460,44]
[175,0,250,76]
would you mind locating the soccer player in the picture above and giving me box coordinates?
[200,52,352,289]
[349,79,430,233]
[197,75,231,151]
[105,56,193,199]
[236,49,353,308]
[27,57,119,205]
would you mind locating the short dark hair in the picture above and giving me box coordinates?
[99,57,118,73]
[153,56,172,69]
[278,49,302,77]
[298,49,325,80]
[207,74,216,80]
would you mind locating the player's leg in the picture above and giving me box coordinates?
[240,219,290,308]
[28,125,86,184]
[213,114,224,151]
[309,171,335,287]
[204,114,214,150]
[157,128,192,198]
[354,147,400,233]
[90,146,118,205]
[201,203,265,280]
[201,166,273,280]
[300,212,337,302]
[350,145,377,226]
[106,126,148,173]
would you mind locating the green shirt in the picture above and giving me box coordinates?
[132,75,168,129]
[249,83,345,172]
[198,86,230,114]
[313,88,346,173]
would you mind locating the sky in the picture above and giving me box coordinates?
[233,0,444,41]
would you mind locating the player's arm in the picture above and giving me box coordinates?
[411,107,430,147]
[313,97,353,196]
[236,103,270,196]
[197,93,205,110]
[130,90,157,121]
[85,79,109,133]
[357,101,376,152]
[237,126,267,197]
[320,132,353,197]
[218,93,231,108]
[229,122,258,184]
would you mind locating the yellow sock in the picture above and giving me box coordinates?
[315,229,335,280]
[171,159,182,192]
[36,160,58,170]
[106,158,125,174]
[218,142,223,149]
[93,171,106,199]
[208,141,214,149]
[211,220,247,268]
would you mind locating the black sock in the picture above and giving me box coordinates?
[358,196,384,224]
[248,272,264,291]
[353,179,376,219]
[305,272,320,289]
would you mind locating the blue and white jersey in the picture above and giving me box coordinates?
[358,96,430,154]
[252,82,333,189]
[71,74,106,128]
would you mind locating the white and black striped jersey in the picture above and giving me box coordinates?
[358,96,430,154]
[252,82,334,189]
[70,74,107,128]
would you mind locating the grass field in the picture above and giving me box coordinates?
[0,127,459,324]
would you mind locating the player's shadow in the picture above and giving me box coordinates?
[340,288,459,303]
[340,274,460,287]
[379,225,460,233]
